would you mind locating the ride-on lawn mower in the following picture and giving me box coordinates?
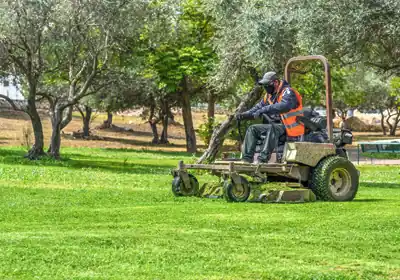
[171,55,359,203]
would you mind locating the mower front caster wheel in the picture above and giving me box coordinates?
[223,176,250,202]
[172,174,199,197]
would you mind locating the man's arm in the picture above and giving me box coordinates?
[244,100,266,115]
[253,88,298,116]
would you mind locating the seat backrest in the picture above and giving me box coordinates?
[297,115,327,132]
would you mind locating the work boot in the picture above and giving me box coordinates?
[255,155,270,164]
[241,158,253,164]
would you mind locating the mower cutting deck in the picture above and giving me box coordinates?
[171,55,360,203]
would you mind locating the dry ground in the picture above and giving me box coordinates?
[0,109,219,152]
[0,108,398,153]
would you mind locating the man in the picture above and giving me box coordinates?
[236,72,305,163]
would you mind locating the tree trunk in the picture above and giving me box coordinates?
[208,93,216,119]
[160,114,169,144]
[379,109,386,136]
[49,109,62,160]
[198,86,263,163]
[26,96,45,159]
[339,111,348,129]
[181,86,197,153]
[105,111,113,128]
[83,106,92,137]
[150,121,159,144]
[160,101,169,144]
[386,110,394,136]
[60,106,73,130]
[167,108,175,124]
[148,104,159,144]
[389,110,400,136]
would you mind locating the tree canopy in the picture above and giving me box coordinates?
[1,0,400,159]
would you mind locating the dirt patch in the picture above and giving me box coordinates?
[0,109,396,152]
[337,116,386,132]
[0,109,205,152]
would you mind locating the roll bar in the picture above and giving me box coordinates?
[284,55,334,141]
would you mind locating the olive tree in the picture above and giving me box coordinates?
[198,0,301,163]
[0,0,55,159]
[39,0,150,159]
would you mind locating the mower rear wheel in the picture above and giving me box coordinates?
[223,176,250,202]
[310,156,359,201]
[172,174,199,197]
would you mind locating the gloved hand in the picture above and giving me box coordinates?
[235,113,243,120]
[236,112,254,120]
[253,111,262,120]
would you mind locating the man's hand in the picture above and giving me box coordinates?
[235,113,243,120]
[236,112,254,120]
[253,111,262,120]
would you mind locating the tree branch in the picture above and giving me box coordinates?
[0,94,24,111]
[71,61,87,86]
[60,106,73,130]
[37,92,54,108]
[8,54,28,74]
[367,62,400,72]
[72,55,99,101]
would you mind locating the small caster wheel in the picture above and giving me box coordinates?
[172,174,199,197]
[223,176,250,202]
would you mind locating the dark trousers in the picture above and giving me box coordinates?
[242,123,286,162]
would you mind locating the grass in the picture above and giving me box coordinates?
[0,147,399,280]
[362,152,400,160]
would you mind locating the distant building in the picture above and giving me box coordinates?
[0,76,24,100]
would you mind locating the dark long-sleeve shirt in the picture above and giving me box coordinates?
[245,80,299,121]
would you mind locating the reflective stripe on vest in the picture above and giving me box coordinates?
[282,109,304,119]
[285,122,301,129]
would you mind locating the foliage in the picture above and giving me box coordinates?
[389,77,400,101]
[141,0,214,90]
[198,115,260,147]
[197,116,215,145]
[40,0,150,107]
[202,0,301,90]
[357,70,390,112]
[0,147,399,279]
[297,0,400,75]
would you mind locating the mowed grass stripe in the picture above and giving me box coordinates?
[0,147,399,279]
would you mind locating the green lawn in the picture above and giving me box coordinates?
[362,152,400,160]
[0,147,399,280]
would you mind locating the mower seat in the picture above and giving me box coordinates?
[255,133,291,163]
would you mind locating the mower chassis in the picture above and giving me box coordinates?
[172,160,310,186]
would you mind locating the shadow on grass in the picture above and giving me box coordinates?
[100,136,188,148]
[0,148,28,158]
[99,127,185,140]
[352,198,391,202]
[62,134,191,149]
[101,147,200,157]
[0,148,184,174]
[64,159,173,174]
[361,182,400,189]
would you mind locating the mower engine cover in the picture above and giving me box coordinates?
[283,142,336,167]
[333,129,353,147]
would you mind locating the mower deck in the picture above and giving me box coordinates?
[177,160,298,174]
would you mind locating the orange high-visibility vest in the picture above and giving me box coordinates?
[263,82,305,137]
